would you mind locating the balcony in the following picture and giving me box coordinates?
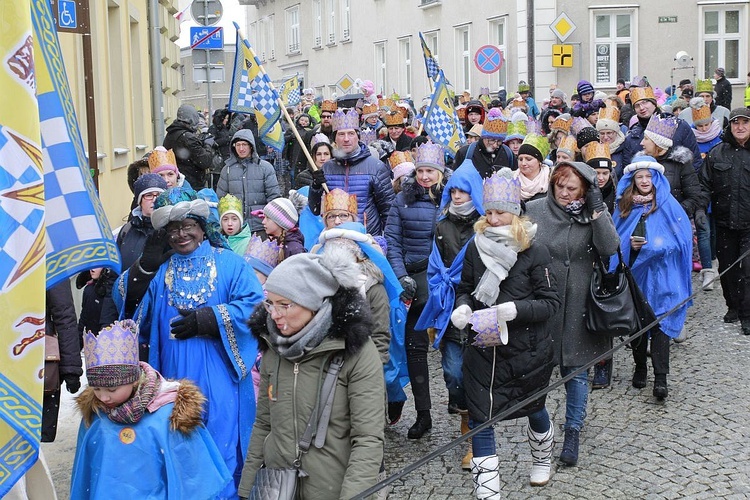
[419,0,441,8]
[328,33,336,45]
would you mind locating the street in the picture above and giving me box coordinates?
[43,273,750,498]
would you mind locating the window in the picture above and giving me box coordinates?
[130,16,144,147]
[424,30,439,62]
[108,3,126,157]
[455,25,471,92]
[340,0,350,41]
[398,37,412,97]
[312,0,323,48]
[374,41,387,96]
[591,9,636,86]
[701,6,745,80]
[286,6,300,54]
[256,16,275,61]
[327,0,336,45]
[489,17,507,92]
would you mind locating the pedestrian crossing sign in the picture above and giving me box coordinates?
[552,45,573,68]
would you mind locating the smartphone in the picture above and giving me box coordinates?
[631,236,646,243]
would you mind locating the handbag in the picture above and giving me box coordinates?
[249,353,345,500]
[44,335,61,393]
[586,248,639,337]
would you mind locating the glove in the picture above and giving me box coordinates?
[495,302,517,322]
[694,210,709,231]
[311,168,327,189]
[399,276,417,302]
[63,374,81,394]
[451,305,473,330]
[586,183,605,214]
[171,307,220,340]
[139,229,174,273]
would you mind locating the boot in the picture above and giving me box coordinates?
[700,268,715,291]
[460,411,473,470]
[724,308,739,323]
[742,319,750,336]
[527,423,554,486]
[632,364,647,389]
[407,410,432,439]
[559,428,580,466]
[387,401,404,425]
[653,374,668,400]
[592,359,612,389]
[470,455,501,499]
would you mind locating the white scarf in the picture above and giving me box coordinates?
[473,224,534,305]
[517,165,550,201]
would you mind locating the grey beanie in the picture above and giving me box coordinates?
[264,247,362,311]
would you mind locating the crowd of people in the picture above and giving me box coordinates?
[51,70,750,500]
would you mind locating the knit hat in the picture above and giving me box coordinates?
[577,80,595,96]
[483,167,522,216]
[690,97,712,126]
[388,151,416,183]
[551,88,566,100]
[413,142,445,172]
[331,108,359,132]
[715,67,725,77]
[582,142,612,170]
[263,198,299,230]
[243,234,280,277]
[624,154,666,175]
[596,106,621,133]
[481,108,508,139]
[557,135,578,159]
[644,114,678,151]
[467,124,483,138]
[679,79,692,88]
[148,146,178,175]
[84,320,140,388]
[629,86,657,106]
[695,79,714,96]
[264,247,362,311]
[576,127,600,150]
[518,134,550,164]
[133,173,167,206]
[218,194,244,225]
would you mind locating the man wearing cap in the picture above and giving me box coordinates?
[700,108,750,334]
[308,108,395,236]
[453,108,515,179]
[714,68,732,110]
[163,104,218,189]
[621,85,703,170]
[679,79,731,127]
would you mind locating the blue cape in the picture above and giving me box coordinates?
[296,186,326,250]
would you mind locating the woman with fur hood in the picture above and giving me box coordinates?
[71,320,231,499]
[238,249,385,500]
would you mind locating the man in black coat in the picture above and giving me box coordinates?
[714,67,733,110]
[163,104,217,188]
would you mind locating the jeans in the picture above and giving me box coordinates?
[560,366,589,432]
[469,408,551,457]
[405,303,431,411]
[696,221,713,269]
[440,339,466,411]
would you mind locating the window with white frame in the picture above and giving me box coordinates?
[340,0,350,41]
[286,6,300,54]
[455,25,471,92]
[312,0,323,48]
[327,0,337,45]
[399,37,412,97]
[424,31,439,62]
[489,17,507,92]
[374,41,387,95]
[592,9,636,86]
[701,5,745,80]
[267,15,276,60]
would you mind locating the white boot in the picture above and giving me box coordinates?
[701,268,716,291]
[470,455,501,499]
[527,423,554,486]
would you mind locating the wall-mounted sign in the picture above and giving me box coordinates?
[658,16,678,23]
[552,45,573,68]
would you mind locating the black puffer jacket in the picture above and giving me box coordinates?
[700,129,750,229]
[455,240,561,422]
[163,106,216,188]
[453,140,516,179]
[654,146,708,217]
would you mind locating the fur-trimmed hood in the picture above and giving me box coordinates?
[663,145,693,165]
[76,379,205,435]
[248,286,373,358]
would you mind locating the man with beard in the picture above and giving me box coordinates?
[304,99,337,149]
[453,108,516,179]
[308,108,395,236]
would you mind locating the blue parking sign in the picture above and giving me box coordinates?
[190,27,224,50]
[58,0,78,29]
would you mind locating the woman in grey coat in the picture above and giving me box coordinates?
[525,160,619,468]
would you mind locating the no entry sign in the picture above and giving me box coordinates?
[474,45,504,74]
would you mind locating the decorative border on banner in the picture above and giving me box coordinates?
[0,373,42,440]
[0,434,37,491]
[46,240,120,283]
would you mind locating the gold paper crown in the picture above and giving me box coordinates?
[629,86,655,104]
[395,104,410,119]
[384,111,406,127]
[482,114,508,137]
[582,142,611,162]
[551,115,572,133]
[389,151,414,169]
[148,147,177,172]
[557,135,578,154]
[378,98,395,111]
[512,97,527,108]
[362,103,379,116]
[692,102,712,123]
[321,99,338,112]
[323,188,357,214]
[598,105,620,123]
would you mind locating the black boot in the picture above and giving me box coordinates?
[387,401,405,425]
[653,374,668,400]
[741,319,750,336]
[724,308,739,323]
[632,365,647,389]
[559,428,580,466]
[407,410,432,439]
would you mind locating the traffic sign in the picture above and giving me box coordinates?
[58,0,77,29]
[550,12,577,43]
[552,44,574,68]
[474,45,504,75]
[336,74,355,94]
[191,0,223,27]
[190,27,224,50]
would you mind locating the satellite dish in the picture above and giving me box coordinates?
[674,51,692,68]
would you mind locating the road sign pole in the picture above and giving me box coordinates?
[204,1,212,116]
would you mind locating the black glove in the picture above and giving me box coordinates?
[586,183,605,214]
[311,168,327,189]
[694,210,709,231]
[139,229,174,273]
[399,276,417,302]
[63,375,81,394]
[171,307,220,340]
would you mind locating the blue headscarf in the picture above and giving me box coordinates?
[439,161,485,215]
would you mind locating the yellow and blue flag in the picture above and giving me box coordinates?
[424,71,466,157]
[228,24,284,152]
[419,32,440,81]
[1,0,121,495]
[279,75,300,106]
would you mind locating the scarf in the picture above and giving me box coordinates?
[448,201,477,217]
[632,193,654,207]
[473,225,523,305]
[267,300,333,361]
[517,165,550,201]
[608,132,625,152]
[693,119,722,143]
[105,362,161,425]
[564,198,586,216]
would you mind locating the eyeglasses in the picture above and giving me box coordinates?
[325,213,353,223]
[262,300,296,316]
[633,101,652,110]
[141,192,160,200]
[167,220,200,237]
[484,138,502,145]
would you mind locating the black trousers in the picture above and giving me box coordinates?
[405,303,431,412]
[715,226,750,320]
[632,329,670,375]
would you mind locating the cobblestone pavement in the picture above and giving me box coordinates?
[44,274,750,499]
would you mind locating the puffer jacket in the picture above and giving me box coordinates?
[654,146,708,217]
[384,172,445,278]
[621,114,703,171]
[455,240,561,422]
[700,129,750,230]
[163,106,216,188]
[308,143,395,236]
[216,129,281,233]
[239,288,385,500]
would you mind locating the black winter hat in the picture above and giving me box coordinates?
[576,127,600,150]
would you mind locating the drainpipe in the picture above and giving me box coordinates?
[149,0,165,145]
[527,0,535,94]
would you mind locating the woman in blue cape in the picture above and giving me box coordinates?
[114,187,263,498]
[612,155,692,401]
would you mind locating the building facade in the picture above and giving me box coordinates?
[179,44,236,113]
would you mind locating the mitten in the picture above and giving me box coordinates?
[495,302,517,322]
[451,304,473,330]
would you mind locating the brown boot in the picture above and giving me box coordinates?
[460,411,473,470]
